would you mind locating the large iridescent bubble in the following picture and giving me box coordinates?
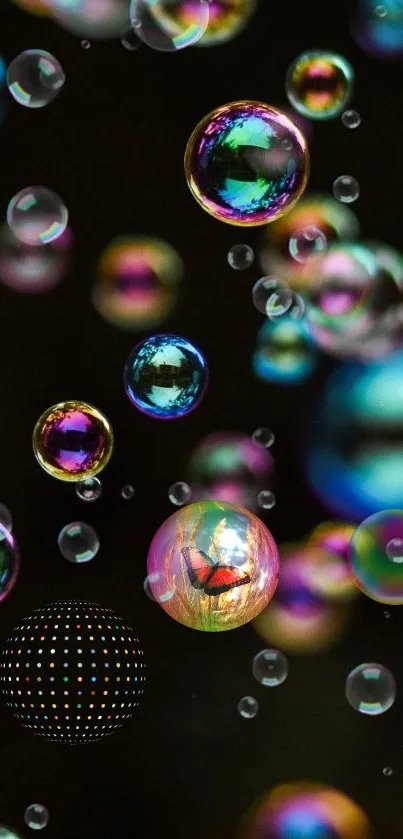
[130,0,210,51]
[286,50,354,120]
[196,0,257,46]
[184,101,309,227]
[350,509,403,604]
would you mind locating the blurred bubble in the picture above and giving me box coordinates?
[383,766,393,776]
[0,829,25,839]
[253,314,317,385]
[51,0,130,38]
[227,244,254,271]
[305,521,359,602]
[7,187,68,247]
[252,649,288,686]
[384,609,391,617]
[350,509,403,603]
[24,805,49,831]
[58,522,99,563]
[286,291,305,321]
[252,428,275,449]
[197,0,257,46]
[121,484,135,500]
[130,0,210,51]
[352,0,403,60]
[7,49,65,108]
[12,0,51,15]
[92,236,183,332]
[266,287,293,319]
[0,223,72,293]
[289,225,326,264]
[345,662,396,715]
[286,50,354,120]
[342,108,361,128]
[375,4,388,15]
[252,277,289,316]
[237,696,258,719]
[121,28,142,50]
[333,175,360,204]
[75,477,102,502]
[81,39,91,49]
[0,505,12,535]
[168,481,191,506]
[257,490,276,510]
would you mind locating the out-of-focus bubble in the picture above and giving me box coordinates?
[252,428,275,449]
[0,524,19,602]
[168,481,191,506]
[187,431,274,512]
[0,828,25,839]
[121,28,142,50]
[384,609,391,618]
[289,224,326,264]
[383,766,393,776]
[345,662,396,715]
[342,108,361,128]
[350,509,403,603]
[0,505,12,535]
[121,484,135,499]
[239,782,372,839]
[7,50,65,109]
[0,224,72,293]
[33,401,113,482]
[93,236,183,332]
[252,649,288,686]
[253,546,351,654]
[265,286,294,319]
[12,0,51,16]
[7,187,68,247]
[252,277,289,316]
[352,0,403,60]
[237,696,258,719]
[253,314,318,385]
[286,50,354,120]
[305,521,359,602]
[286,291,305,321]
[227,244,254,271]
[51,0,130,38]
[130,0,210,51]
[58,522,99,563]
[197,0,257,46]
[185,101,309,227]
[75,477,102,502]
[333,174,360,203]
[81,39,91,49]
[24,804,49,831]
[257,490,276,510]
[143,571,174,603]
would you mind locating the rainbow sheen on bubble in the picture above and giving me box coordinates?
[349,509,403,603]
[33,401,113,482]
[286,50,354,121]
[7,187,68,247]
[305,522,359,602]
[184,101,309,227]
[130,0,210,51]
[253,315,318,385]
[7,50,65,109]
[345,662,396,715]
[92,236,183,331]
[197,0,257,46]
[0,524,20,603]
[123,334,208,419]
[147,501,279,631]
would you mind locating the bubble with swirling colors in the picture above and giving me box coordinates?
[286,50,354,120]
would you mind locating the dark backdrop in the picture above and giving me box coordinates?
[1,2,403,838]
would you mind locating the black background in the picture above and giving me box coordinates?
[1,1,403,838]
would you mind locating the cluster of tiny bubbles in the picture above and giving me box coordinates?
[143,572,174,604]
[0,504,12,535]
[121,484,135,500]
[24,805,49,831]
[129,0,211,51]
[197,0,258,47]
[333,175,360,204]
[253,314,318,386]
[345,663,396,715]
[252,649,288,686]
[7,50,65,109]
[383,766,394,777]
[75,477,102,503]
[342,109,361,129]
[286,50,354,121]
[168,481,191,506]
[257,490,276,510]
[58,522,100,564]
[50,0,130,39]
[81,40,91,49]
[7,187,68,247]
[227,244,254,271]
[121,28,142,50]
[237,695,259,719]
[0,223,72,294]
[289,225,327,264]
[252,427,275,449]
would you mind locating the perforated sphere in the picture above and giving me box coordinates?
[0,600,146,744]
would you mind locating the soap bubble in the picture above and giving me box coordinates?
[75,477,102,502]
[345,663,396,715]
[130,0,210,51]
[237,696,258,719]
[252,648,288,686]
[266,287,294,319]
[24,804,49,830]
[58,522,99,563]
[252,428,275,449]
[253,315,318,386]
[227,244,254,271]
[252,277,290,316]
[7,187,68,247]
[342,109,361,128]
[7,49,65,108]
[350,509,403,604]
[196,0,257,47]
[383,766,393,776]
[257,490,276,510]
[144,571,174,603]
[289,225,326,264]
[121,484,135,500]
[0,223,72,294]
[121,28,142,50]
[333,175,360,204]
[168,481,191,506]
[286,50,354,120]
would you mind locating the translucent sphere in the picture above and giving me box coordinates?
[124,334,208,420]
[7,187,68,247]
[81,40,91,49]
[342,109,361,129]
[121,484,135,500]
[286,50,354,120]
[227,244,254,271]
[0,504,12,534]
[252,648,288,686]
[237,696,258,719]
[252,277,291,316]
[58,522,99,563]
[24,804,49,830]
[350,509,403,604]
[265,287,294,319]
[144,572,174,603]
[130,0,210,51]
[185,101,309,227]
[75,477,102,502]
[257,490,276,510]
[383,766,393,777]
[7,49,65,109]
[33,401,113,482]
[345,662,396,715]
[252,428,275,449]
[168,481,191,506]
[333,175,360,204]
[289,225,327,264]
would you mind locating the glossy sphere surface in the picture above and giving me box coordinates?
[185,101,309,227]
[33,401,113,482]
[124,334,208,419]
[286,50,354,120]
[7,187,68,247]
[7,49,65,108]
[345,662,396,715]
[0,524,20,603]
[24,804,49,830]
[350,509,403,603]
[0,600,146,744]
[197,0,257,46]
[147,501,280,631]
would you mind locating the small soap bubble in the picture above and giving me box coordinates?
[266,287,293,319]
[386,538,403,563]
[144,572,174,603]
[238,696,259,719]
[75,477,102,503]
[257,490,276,510]
[252,276,289,316]
[289,225,326,264]
[168,481,191,506]
[121,29,142,50]
[7,186,68,246]
[7,49,65,109]
[342,109,361,129]
[333,175,360,204]
[383,766,393,776]
[0,504,12,536]
[252,649,289,686]
[345,663,396,715]
[375,4,388,17]
[58,522,99,564]
[24,804,49,830]
[252,428,275,448]
[383,610,391,619]
[227,244,254,271]
[121,484,135,500]
[81,40,91,49]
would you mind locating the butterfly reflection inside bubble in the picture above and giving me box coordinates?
[181,546,251,596]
